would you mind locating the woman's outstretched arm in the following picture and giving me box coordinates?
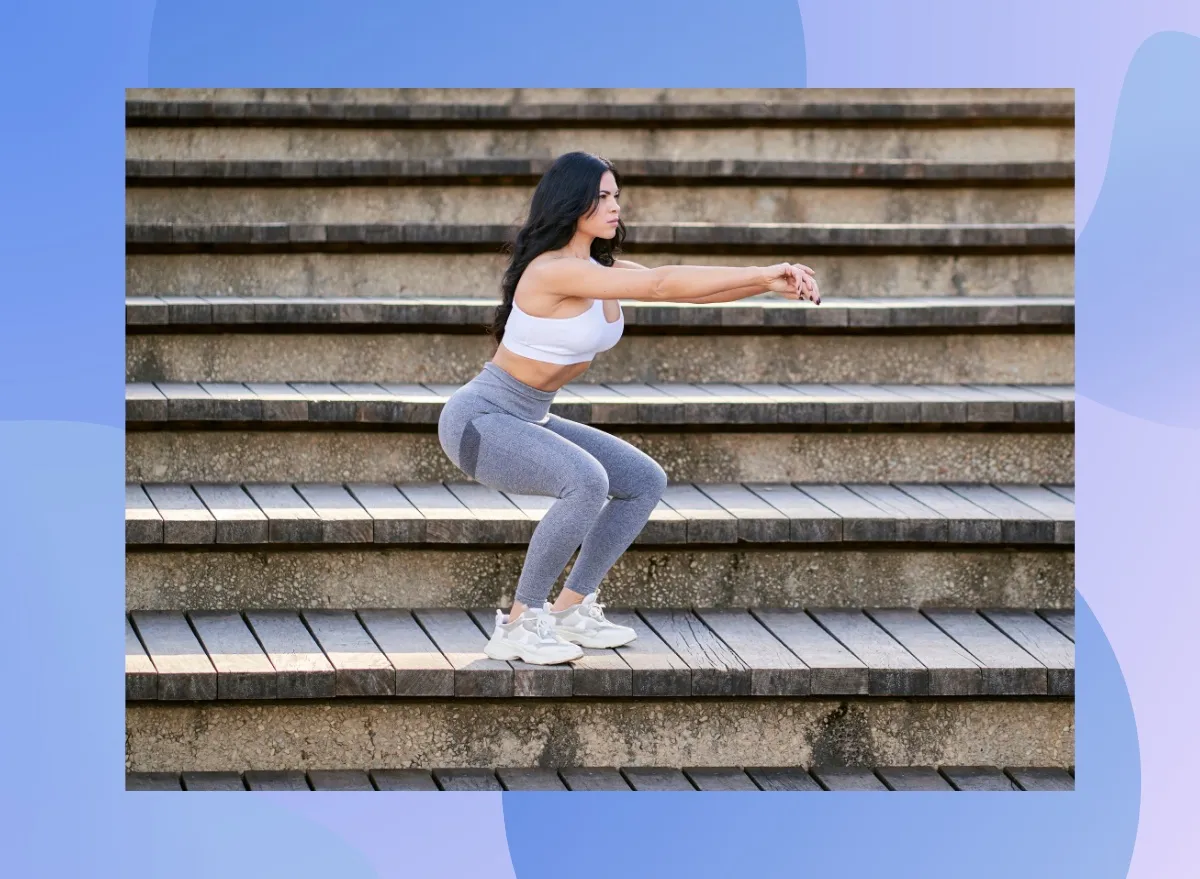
[530,256,802,302]
[613,259,815,304]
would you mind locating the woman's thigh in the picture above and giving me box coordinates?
[447,410,610,499]
[540,413,667,498]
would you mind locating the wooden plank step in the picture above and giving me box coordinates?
[125,606,1074,701]
[126,221,1076,255]
[128,158,1076,186]
[130,766,1073,791]
[125,381,1075,427]
[126,294,1073,332]
[125,481,1075,548]
[125,97,1075,127]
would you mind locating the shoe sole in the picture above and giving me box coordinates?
[558,631,638,649]
[484,642,582,665]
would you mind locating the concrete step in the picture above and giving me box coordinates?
[125,88,1073,163]
[127,764,1077,791]
[124,605,1072,772]
[126,693,1072,772]
[126,229,1072,301]
[125,382,1074,484]
[126,295,1074,385]
[126,158,1074,226]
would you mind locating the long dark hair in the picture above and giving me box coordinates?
[486,151,626,346]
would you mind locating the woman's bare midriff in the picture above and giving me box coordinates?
[490,294,623,392]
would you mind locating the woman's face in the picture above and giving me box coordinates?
[578,170,621,239]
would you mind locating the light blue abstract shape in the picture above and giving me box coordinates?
[504,593,1137,879]
[1077,31,1200,426]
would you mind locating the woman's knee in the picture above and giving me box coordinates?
[566,459,610,503]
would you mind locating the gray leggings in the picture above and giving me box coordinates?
[437,361,668,606]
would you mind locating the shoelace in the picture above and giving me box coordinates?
[528,613,558,642]
[584,599,608,623]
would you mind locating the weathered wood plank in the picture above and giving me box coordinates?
[244,610,336,698]
[244,770,310,791]
[242,483,323,543]
[302,610,395,696]
[876,767,955,791]
[694,483,790,542]
[497,769,569,791]
[946,484,1054,543]
[129,610,217,700]
[846,483,946,542]
[245,382,309,422]
[308,770,375,791]
[923,609,1047,695]
[812,767,888,791]
[125,483,163,544]
[660,483,738,543]
[940,766,1021,791]
[745,767,821,791]
[694,609,810,696]
[797,484,895,541]
[751,609,868,695]
[143,483,216,544]
[684,767,759,791]
[467,608,572,697]
[444,481,534,544]
[414,609,512,697]
[743,482,842,542]
[639,610,750,696]
[622,767,696,791]
[1038,609,1075,642]
[981,610,1074,695]
[809,609,927,695]
[866,609,982,695]
[127,772,182,790]
[605,610,691,696]
[893,483,1002,543]
[434,768,503,791]
[397,482,480,543]
[996,483,1074,543]
[125,617,157,700]
[559,768,632,791]
[357,609,455,697]
[191,483,268,544]
[126,382,167,422]
[345,482,426,543]
[181,771,246,791]
[371,769,439,791]
[293,483,373,543]
[1007,767,1074,791]
[569,640,633,699]
[188,611,277,699]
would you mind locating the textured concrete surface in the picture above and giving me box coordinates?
[127,185,1073,226]
[126,331,1074,385]
[126,546,1074,611]
[126,429,1074,485]
[127,126,1074,165]
[126,252,1073,300]
[125,698,1075,772]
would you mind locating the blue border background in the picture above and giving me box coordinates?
[4,1,1195,875]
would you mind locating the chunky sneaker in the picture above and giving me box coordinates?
[543,591,637,649]
[483,607,583,665]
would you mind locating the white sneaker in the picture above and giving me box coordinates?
[543,591,637,649]
[483,607,583,665]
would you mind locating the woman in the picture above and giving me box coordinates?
[437,151,819,665]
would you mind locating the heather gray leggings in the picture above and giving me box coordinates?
[437,361,668,606]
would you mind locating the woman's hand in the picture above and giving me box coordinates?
[763,262,820,304]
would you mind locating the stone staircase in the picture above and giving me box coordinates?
[124,88,1075,781]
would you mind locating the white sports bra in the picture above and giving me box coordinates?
[499,258,625,365]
